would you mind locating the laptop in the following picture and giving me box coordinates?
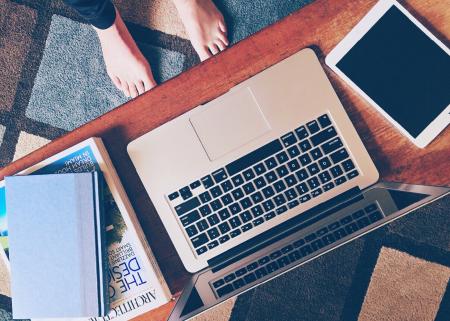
[127,48,449,320]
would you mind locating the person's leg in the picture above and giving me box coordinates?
[172,0,229,61]
[95,9,157,98]
[64,0,156,97]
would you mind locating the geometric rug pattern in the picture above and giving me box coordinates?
[0,0,449,320]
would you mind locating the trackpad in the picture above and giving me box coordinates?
[190,87,270,161]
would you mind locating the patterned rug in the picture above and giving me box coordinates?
[0,1,449,321]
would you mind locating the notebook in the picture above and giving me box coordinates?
[5,172,109,318]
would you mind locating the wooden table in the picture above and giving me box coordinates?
[1,0,448,319]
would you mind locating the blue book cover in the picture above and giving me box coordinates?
[5,172,108,318]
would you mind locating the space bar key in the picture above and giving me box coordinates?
[226,139,283,176]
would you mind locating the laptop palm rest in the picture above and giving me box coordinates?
[190,87,270,161]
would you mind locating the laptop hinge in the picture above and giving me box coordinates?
[208,186,362,272]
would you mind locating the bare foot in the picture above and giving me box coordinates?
[95,9,156,98]
[173,0,229,61]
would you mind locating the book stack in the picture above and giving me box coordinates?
[0,138,172,320]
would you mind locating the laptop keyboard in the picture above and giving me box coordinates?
[167,113,360,256]
[211,202,383,298]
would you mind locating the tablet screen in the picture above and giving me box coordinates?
[336,6,450,138]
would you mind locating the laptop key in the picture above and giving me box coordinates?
[232,188,245,200]
[288,250,302,262]
[196,246,207,255]
[266,262,279,273]
[285,188,298,200]
[243,169,256,181]
[345,222,359,234]
[340,215,353,225]
[311,188,323,198]
[328,222,340,230]
[330,148,349,163]
[216,284,234,297]
[318,114,332,128]
[323,182,335,191]
[250,191,263,204]
[180,210,201,226]
[265,157,278,170]
[175,197,201,216]
[226,139,283,176]
[342,159,355,172]
[276,205,288,215]
[240,197,252,210]
[347,170,359,180]
[253,163,267,175]
[255,267,268,279]
[265,171,278,183]
[229,217,242,228]
[232,278,246,289]
[287,145,301,158]
[258,256,270,265]
[186,225,198,237]
[210,200,223,211]
[247,262,258,271]
[179,186,192,200]
[318,157,332,170]
[299,140,312,152]
[305,233,316,242]
[236,267,247,276]
[242,182,256,194]
[307,163,320,176]
[281,244,294,253]
[212,168,228,183]
[285,174,297,187]
[322,234,336,246]
[293,239,305,248]
[310,148,323,160]
[274,180,287,193]
[287,159,300,171]
[254,177,267,189]
[218,208,231,221]
[251,205,264,217]
[281,132,298,147]
[307,177,320,189]
[310,126,337,146]
[276,165,289,178]
[335,176,347,185]
[300,244,313,256]
[295,169,309,181]
[262,199,275,211]
[168,191,179,201]
[321,137,343,154]
[262,186,275,198]
[288,200,299,209]
[330,165,344,178]
[356,217,371,229]
[221,193,234,206]
[253,217,264,226]
[210,186,223,198]
[191,233,208,248]
[295,125,309,139]
[352,210,365,219]
[334,228,347,240]
[213,279,225,288]
[230,229,241,238]
[277,256,290,268]
[232,174,245,186]
[240,211,253,223]
[274,194,287,206]
[264,211,276,220]
[199,191,212,204]
[196,219,209,232]
[270,250,282,260]
[276,151,289,164]
[299,154,312,166]
[201,175,215,189]
[365,203,378,213]
[199,204,212,216]
[208,214,221,226]
[220,235,230,244]
[224,273,236,283]
[319,171,332,183]
[300,194,311,203]
[369,211,383,223]
[218,222,231,234]
[307,120,320,134]
[221,180,233,192]
[207,228,220,239]
[244,273,257,284]
[241,223,253,232]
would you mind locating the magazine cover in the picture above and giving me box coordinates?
[0,138,171,320]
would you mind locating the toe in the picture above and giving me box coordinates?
[136,81,145,96]
[111,76,122,91]
[219,19,227,35]
[129,82,139,98]
[216,40,226,51]
[209,43,220,55]
[218,32,229,46]
[142,72,157,92]
[196,45,213,61]
[122,82,131,98]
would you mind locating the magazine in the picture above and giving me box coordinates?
[0,138,171,320]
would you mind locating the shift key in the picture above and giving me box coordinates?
[321,137,343,154]
[191,233,209,248]
[175,197,200,216]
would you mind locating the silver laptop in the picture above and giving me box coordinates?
[127,48,449,320]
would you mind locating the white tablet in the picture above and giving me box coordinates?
[326,0,449,148]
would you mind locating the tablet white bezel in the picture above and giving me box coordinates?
[325,0,450,148]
